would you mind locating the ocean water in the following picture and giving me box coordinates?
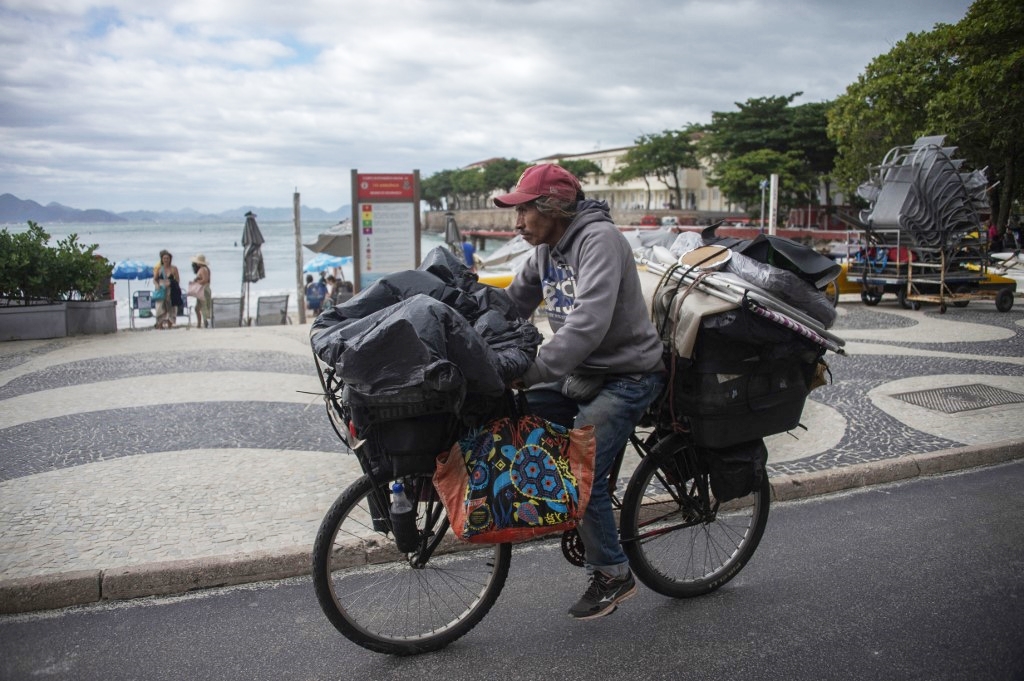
[18,220,452,329]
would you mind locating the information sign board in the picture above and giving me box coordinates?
[350,171,420,291]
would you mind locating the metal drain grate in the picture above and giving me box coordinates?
[891,383,1024,414]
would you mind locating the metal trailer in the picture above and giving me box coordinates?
[842,227,1015,312]
[841,135,1016,313]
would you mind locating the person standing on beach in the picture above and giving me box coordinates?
[493,163,665,620]
[189,254,212,328]
[153,249,180,329]
[305,274,327,317]
[461,235,476,272]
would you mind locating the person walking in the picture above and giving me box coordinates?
[493,163,666,620]
[152,249,180,329]
[189,254,212,328]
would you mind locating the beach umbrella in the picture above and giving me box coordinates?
[110,259,154,301]
[240,211,266,323]
[444,212,462,252]
[304,253,352,274]
[111,259,154,280]
[303,219,352,257]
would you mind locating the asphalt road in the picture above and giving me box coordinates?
[2,461,1022,681]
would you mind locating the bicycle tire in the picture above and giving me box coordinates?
[312,473,512,655]
[620,454,770,598]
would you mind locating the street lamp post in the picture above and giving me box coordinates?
[759,179,768,234]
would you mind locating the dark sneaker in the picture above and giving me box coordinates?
[568,570,637,620]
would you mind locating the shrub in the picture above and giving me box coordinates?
[0,221,112,305]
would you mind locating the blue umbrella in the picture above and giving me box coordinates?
[304,253,352,273]
[111,260,154,280]
[110,260,154,305]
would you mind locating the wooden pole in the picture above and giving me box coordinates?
[294,191,306,324]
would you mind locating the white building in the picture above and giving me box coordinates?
[532,146,741,214]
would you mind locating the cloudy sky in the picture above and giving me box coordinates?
[1,0,973,214]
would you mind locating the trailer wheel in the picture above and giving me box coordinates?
[896,287,912,309]
[996,288,1014,313]
[861,288,882,306]
[952,285,970,308]
[939,303,947,314]
[910,300,922,311]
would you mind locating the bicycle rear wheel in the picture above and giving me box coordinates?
[620,453,770,598]
[312,473,512,655]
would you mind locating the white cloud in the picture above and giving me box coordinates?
[0,0,973,213]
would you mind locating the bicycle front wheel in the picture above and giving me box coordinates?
[312,473,512,656]
[620,454,770,598]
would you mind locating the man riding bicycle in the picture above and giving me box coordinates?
[494,163,666,619]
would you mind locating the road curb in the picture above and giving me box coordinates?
[2,440,1022,616]
[769,438,1024,502]
[0,547,310,616]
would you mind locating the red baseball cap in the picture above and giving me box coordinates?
[493,163,582,207]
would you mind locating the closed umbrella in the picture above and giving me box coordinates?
[444,212,461,251]
[303,219,352,257]
[241,211,266,323]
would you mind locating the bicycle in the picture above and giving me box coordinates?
[310,361,770,656]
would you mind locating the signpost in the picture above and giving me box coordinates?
[350,170,421,293]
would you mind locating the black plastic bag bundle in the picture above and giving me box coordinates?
[311,246,541,392]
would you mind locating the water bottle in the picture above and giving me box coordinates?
[390,482,418,552]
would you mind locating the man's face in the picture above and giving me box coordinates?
[515,202,563,248]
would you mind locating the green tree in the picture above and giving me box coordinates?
[557,159,602,183]
[828,0,1024,228]
[610,130,699,209]
[482,158,528,194]
[421,169,455,211]
[702,94,800,157]
[930,0,1024,227]
[713,149,814,224]
[608,144,659,209]
[790,101,839,216]
[699,93,836,218]
[450,168,488,209]
[827,31,953,200]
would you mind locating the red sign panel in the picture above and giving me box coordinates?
[356,173,415,200]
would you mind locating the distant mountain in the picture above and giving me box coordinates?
[0,193,351,224]
[215,205,351,222]
[0,193,125,223]
[118,208,218,223]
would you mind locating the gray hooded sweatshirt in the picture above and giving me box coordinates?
[506,199,665,387]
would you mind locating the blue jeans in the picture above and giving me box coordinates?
[524,372,665,578]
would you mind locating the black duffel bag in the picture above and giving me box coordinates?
[673,308,822,448]
[345,384,464,478]
[701,439,768,502]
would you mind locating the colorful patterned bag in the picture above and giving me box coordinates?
[434,415,595,544]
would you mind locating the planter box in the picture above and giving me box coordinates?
[0,303,68,341]
[66,299,117,336]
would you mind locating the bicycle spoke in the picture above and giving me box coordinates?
[621,454,770,598]
[312,474,512,655]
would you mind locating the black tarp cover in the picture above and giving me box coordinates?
[700,225,841,289]
[311,246,541,399]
